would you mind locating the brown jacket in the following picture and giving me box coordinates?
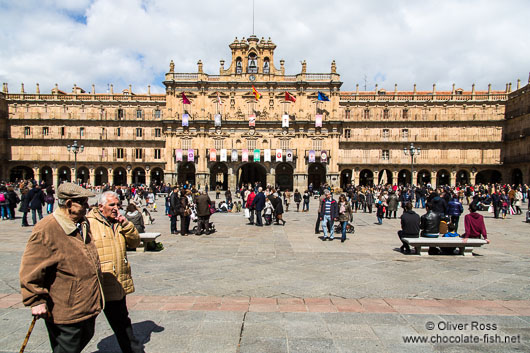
[20,209,103,324]
[87,208,141,301]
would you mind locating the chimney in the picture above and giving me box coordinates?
[110,84,114,94]
[21,83,25,93]
[36,83,40,94]
[147,85,151,95]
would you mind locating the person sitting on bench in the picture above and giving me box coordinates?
[462,203,490,244]
[398,202,420,254]
[420,203,441,254]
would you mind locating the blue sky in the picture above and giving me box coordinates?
[0,0,529,94]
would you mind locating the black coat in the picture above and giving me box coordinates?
[420,211,441,235]
[27,188,45,210]
[19,192,30,213]
[400,210,421,236]
[169,191,181,216]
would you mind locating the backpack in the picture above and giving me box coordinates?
[0,193,5,202]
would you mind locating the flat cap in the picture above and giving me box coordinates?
[57,182,95,199]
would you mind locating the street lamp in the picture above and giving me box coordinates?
[67,140,84,184]
[403,143,420,186]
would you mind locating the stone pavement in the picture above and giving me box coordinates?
[0,194,529,352]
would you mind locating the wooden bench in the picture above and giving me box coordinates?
[137,232,161,252]
[403,237,488,256]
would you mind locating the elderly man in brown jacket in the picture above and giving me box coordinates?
[87,191,144,353]
[20,183,102,353]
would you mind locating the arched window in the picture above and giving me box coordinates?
[248,53,257,73]
[263,58,270,74]
[236,57,242,74]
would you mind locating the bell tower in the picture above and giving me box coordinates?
[220,35,280,78]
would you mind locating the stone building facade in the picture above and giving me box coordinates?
[1,35,528,189]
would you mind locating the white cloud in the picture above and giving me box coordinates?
[0,0,528,94]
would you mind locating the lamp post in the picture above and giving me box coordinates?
[403,143,420,186]
[67,140,84,184]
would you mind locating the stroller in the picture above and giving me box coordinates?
[334,222,355,234]
[190,204,216,234]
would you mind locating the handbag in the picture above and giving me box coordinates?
[244,208,250,218]
[184,207,192,217]
[488,205,494,213]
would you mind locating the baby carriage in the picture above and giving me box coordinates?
[334,222,355,234]
[190,204,216,234]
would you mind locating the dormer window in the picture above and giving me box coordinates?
[263,58,270,74]
[248,53,257,73]
[236,57,242,74]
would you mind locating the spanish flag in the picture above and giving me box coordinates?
[285,91,296,102]
[252,85,261,101]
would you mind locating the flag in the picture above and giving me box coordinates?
[242,149,249,162]
[321,150,328,163]
[264,149,271,162]
[253,149,261,162]
[275,149,283,162]
[286,149,293,162]
[231,149,238,162]
[315,114,322,127]
[214,114,221,127]
[220,149,227,162]
[182,113,189,127]
[252,85,261,100]
[285,91,296,102]
[282,114,289,128]
[317,91,329,101]
[249,115,256,127]
[187,149,194,161]
[209,148,217,162]
[217,92,223,105]
[176,149,183,162]
[308,150,316,163]
[182,92,191,104]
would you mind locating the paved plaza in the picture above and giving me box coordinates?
[1,194,529,352]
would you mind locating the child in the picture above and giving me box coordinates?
[441,223,459,255]
[235,201,242,213]
[264,199,273,225]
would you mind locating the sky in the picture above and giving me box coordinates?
[0,0,529,94]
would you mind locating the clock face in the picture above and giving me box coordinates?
[249,75,256,82]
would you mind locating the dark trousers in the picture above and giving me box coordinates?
[398,231,419,251]
[450,215,460,232]
[31,208,43,225]
[255,209,263,226]
[366,203,373,213]
[45,316,96,353]
[22,211,29,226]
[249,208,255,224]
[493,205,500,219]
[198,215,210,234]
[181,215,190,235]
[104,297,144,353]
[170,215,177,233]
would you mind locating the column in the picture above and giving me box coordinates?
[146,169,151,186]
[90,168,96,187]
[267,168,275,187]
[52,167,59,187]
[71,168,76,183]
[107,168,113,186]
[353,169,360,186]
[392,170,398,186]
[450,171,457,187]
[469,172,476,186]
[33,167,39,183]
[126,170,132,185]
[228,168,237,191]
[431,169,437,188]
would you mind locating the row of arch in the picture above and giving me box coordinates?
[9,166,165,186]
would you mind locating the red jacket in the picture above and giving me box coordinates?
[246,192,256,209]
[463,212,487,239]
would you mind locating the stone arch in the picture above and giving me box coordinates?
[308,163,326,190]
[476,169,502,184]
[210,162,228,190]
[177,162,196,186]
[150,168,164,185]
[436,169,450,186]
[76,166,90,184]
[58,166,71,184]
[113,167,127,186]
[9,165,34,183]
[95,167,108,186]
[359,169,373,186]
[238,163,267,189]
[456,169,470,186]
[378,169,393,185]
[340,169,353,189]
[132,167,146,185]
[511,168,523,186]
[398,169,411,186]
[417,169,431,186]
[275,162,293,191]
[39,166,53,186]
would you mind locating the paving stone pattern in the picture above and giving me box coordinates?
[0,194,529,352]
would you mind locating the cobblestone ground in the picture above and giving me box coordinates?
[1,194,529,352]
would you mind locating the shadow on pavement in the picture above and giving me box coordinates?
[94,320,164,352]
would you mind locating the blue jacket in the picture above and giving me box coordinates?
[252,192,266,211]
[446,199,464,216]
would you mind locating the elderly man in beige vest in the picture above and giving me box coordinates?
[87,191,143,353]
[20,182,102,353]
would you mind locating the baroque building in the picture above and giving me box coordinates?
[1,35,528,190]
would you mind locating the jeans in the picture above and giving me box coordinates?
[103,297,144,353]
[321,215,334,239]
[255,209,263,226]
[249,209,255,224]
[376,216,383,224]
[0,205,11,219]
[340,221,347,241]
[303,200,309,211]
[47,203,54,214]
[22,212,29,226]
[415,199,420,208]
[170,215,177,233]
[31,208,43,225]
[421,197,426,208]
[450,215,460,233]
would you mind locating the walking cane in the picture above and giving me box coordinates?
[19,316,37,353]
